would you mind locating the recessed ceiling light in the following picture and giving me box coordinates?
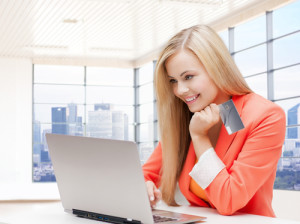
[63,19,79,24]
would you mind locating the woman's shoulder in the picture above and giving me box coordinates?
[233,93,285,124]
[235,93,284,113]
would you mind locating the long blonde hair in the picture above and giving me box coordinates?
[155,25,252,205]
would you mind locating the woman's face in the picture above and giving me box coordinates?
[165,49,229,113]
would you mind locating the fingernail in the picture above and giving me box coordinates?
[150,196,154,201]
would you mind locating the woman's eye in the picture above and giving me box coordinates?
[169,79,177,84]
[185,75,193,80]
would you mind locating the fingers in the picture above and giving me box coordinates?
[197,103,220,122]
[146,181,154,201]
[154,188,162,203]
[189,103,220,137]
[210,103,220,116]
[146,181,161,208]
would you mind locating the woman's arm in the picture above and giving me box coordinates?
[142,142,163,187]
[142,143,163,207]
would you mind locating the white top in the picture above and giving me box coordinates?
[0,201,299,224]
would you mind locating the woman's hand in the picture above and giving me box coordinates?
[189,104,220,158]
[146,181,162,208]
[189,103,220,138]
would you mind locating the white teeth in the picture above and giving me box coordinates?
[186,96,197,102]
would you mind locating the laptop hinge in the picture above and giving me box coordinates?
[72,209,141,224]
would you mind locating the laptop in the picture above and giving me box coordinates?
[46,134,206,224]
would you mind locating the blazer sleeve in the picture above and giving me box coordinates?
[205,105,286,215]
[142,142,163,187]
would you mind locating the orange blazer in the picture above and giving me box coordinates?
[142,93,286,217]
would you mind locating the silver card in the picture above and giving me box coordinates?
[219,99,244,135]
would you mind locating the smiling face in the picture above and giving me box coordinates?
[165,49,230,113]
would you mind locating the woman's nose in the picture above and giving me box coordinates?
[177,83,189,95]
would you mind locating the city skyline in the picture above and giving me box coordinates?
[33,102,130,182]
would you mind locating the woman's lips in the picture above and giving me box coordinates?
[185,94,200,104]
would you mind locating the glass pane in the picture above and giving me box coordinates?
[275,97,300,125]
[273,0,300,38]
[34,84,85,104]
[139,123,154,142]
[34,103,85,124]
[218,29,229,49]
[285,128,300,146]
[139,62,154,85]
[33,121,88,182]
[234,15,266,51]
[245,74,267,99]
[86,104,134,124]
[139,83,154,104]
[127,124,135,142]
[274,32,300,69]
[34,65,84,84]
[274,65,300,100]
[33,158,56,182]
[154,121,159,141]
[275,158,300,190]
[86,109,131,141]
[234,44,267,76]
[139,103,154,123]
[86,67,134,86]
[139,142,154,164]
[86,86,134,105]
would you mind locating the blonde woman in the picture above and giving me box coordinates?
[142,25,285,217]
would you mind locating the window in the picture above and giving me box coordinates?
[234,44,267,77]
[272,0,300,190]
[275,98,300,190]
[273,32,300,69]
[234,15,266,51]
[231,0,300,190]
[33,65,134,182]
[273,65,300,100]
[273,0,300,38]
[136,62,156,164]
[244,74,268,99]
[218,29,229,49]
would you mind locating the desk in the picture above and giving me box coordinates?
[0,201,299,224]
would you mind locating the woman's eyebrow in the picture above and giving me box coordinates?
[180,71,189,77]
[168,71,189,78]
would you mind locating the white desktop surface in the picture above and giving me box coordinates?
[0,200,299,224]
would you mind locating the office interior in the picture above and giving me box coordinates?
[0,0,300,222]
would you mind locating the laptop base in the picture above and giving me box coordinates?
[73,209,141,224]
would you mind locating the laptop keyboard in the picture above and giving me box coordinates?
[153,215,179,223]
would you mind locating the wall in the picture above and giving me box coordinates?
[0,57,59,200]
[273,189,300,221]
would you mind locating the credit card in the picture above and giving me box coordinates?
[218,99,244,135]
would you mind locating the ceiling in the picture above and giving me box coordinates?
[0,0,293,67]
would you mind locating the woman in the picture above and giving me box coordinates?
[142,25,286,217]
